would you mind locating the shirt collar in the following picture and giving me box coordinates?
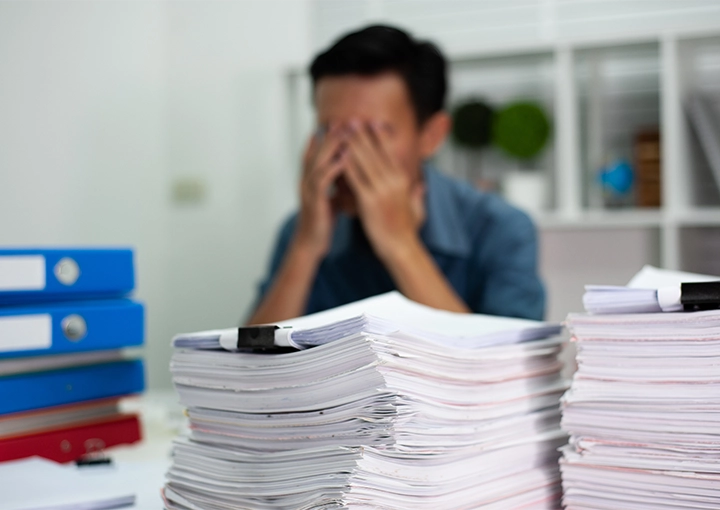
[326,163,472,259]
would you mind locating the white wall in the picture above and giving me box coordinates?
[161,1,308,386]
[0,1,172,388]
[0,0,310,389]
[310,0,720,55]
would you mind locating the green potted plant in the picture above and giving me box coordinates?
[492,100,552,212]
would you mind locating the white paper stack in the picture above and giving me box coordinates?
[582,265,719,315]
[163,292,567,510]
[561,274,720,509]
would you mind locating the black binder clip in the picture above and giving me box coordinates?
[235,325,296,352]
[681,281,720,311]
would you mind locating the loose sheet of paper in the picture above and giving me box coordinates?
[1,457,135,510]
[627,264,718,289]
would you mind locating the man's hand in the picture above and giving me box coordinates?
[294,124,348,259]
[246,125,348,325]
[341,118,469,314]
[248,118,471,324]
[343,120,426,264]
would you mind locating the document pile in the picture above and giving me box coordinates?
[561,267,720,509]
[582,265,719,314]
[164,292,567,509]
[0,248,145,463]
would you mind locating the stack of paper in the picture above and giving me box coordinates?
[561,271,720,509]
[163,292,567,509]
[583,265,718,314]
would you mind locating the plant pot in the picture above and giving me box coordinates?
[501,170,548,214]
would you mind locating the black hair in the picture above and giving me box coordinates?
[309,25,447,125]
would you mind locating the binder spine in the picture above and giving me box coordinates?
[0,248,134,304]
[0,414,141,463]
[0,360,145,415]
[0,299,144,358]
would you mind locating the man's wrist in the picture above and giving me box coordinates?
[288,236,327,267]
[377,232,425,269]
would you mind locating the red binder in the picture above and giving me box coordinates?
[0,414,141,463]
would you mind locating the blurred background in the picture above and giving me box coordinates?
[2,0,720,390]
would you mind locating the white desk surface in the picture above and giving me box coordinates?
[2,391,184,510]
[109,391,186,509]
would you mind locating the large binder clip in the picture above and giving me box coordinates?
[681,281,720,311]
[227,326,296,352]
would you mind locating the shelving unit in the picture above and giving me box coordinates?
[438,51,557,209]
[576,42,661,210]
[286,26,720,273]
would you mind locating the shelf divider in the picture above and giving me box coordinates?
[554,46,581,218]
[660,34,686,216]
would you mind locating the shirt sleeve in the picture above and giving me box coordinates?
[245,214,297,319]
[470,206,546,321]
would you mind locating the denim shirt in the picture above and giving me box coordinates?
[255,165,545,320]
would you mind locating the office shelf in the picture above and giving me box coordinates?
[534,209,663,231]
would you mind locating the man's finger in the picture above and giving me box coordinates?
[302,133,320,177]
[368,121,397,167]
[348,122,385,179]
[316,153,346,192]
[410,181,427,225]
[347,127,389,187]
[307,123,345,174]
[345,145,377,190]
[309,149,346,194]
[343,156,372,196]
[348,120,376,154]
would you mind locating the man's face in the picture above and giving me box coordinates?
[313,73,426,216]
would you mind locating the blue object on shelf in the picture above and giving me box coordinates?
[598,160,634,195]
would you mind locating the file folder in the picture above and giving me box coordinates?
[0,248,134,304]
[0,360,145,415]
[0,413,141,463]
[0,350,125,377]
[0,397,121,439]
[0,299,143,358]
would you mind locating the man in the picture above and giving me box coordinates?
[248,25,544,324]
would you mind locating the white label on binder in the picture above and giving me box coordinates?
[0,256,46,291]
[0,314,52,352]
